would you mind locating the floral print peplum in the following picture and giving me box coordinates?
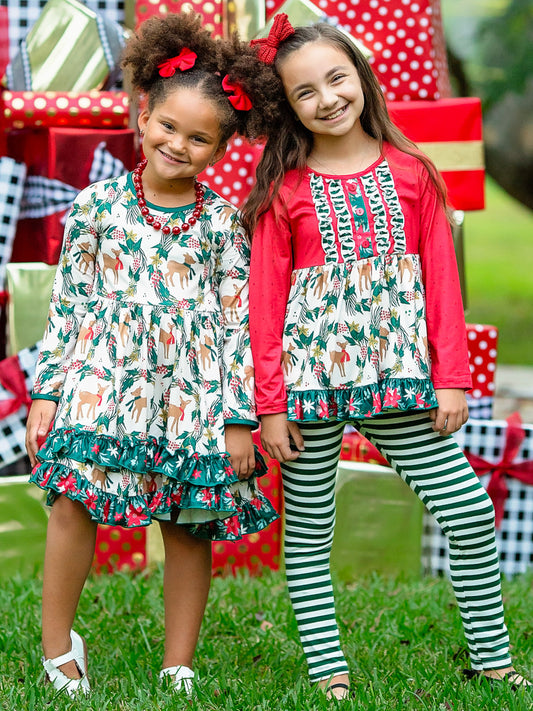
[250,143,472,421]
[30,173,278,540]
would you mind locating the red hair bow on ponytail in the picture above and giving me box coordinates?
[158,47,197,77]
[250,13,295,64]
[222,76,253,111]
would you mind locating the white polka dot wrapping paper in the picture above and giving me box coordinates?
[1,90,130,130]
[465,323,499,420]
[422,415,533,579]
[266,0,451,101]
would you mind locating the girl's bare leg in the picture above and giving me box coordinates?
[159,521,212,669]
[41,495,97,678]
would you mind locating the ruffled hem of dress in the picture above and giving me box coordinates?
[287,378,438,421]
[37,428,256,487]
[29,461,279,541]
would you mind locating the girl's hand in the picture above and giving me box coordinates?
[224,424,256,480]
[429,388,469,435]
[260,413,304,463]
[25,399,57,467]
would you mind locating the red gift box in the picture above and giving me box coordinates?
[266,0,451,101]
[135,0,226,37]
[387,98,484,211]
[466,322,498,397]
[93,524,147,574]
[1,90,130,130]
[212,432,283,576]
[7,127,136,264]
[200,136,263,207]
[340,429,389,467]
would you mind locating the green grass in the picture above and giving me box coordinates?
[463,178,533,365]
[1,567,532,710]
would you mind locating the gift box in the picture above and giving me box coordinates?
[92,524,147,574]
[388,98,484,211]
[134,0,225,37]
[340,427,389,467]
[422,414,533,578]
[1,0,126,68]
[211,431,283,576]
[332,459,424,581]
[266,0,451,101]
[227,0,265,42]
[0,342,41,468]
[0,475,48,578]
[1,90,130,130]
[6,262,56,354]
[465,323,498,420]
[0,157,26,285]
[7,126,135,264]
[200,135,263,207]
[4,0,126,92]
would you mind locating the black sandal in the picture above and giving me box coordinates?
[463,668,532,691]
[325,682,351,700]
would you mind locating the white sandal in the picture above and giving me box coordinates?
[42,630,90,697]
[160,665,195,696]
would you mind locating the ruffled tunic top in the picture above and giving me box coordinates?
[249,143,472,421]
[30,172,278,540]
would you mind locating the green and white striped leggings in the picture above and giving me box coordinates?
[281,412,511,682]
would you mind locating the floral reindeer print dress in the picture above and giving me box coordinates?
[30,173,278,540]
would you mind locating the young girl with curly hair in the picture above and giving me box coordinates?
[25,12,278,698]
[238,13,531,701]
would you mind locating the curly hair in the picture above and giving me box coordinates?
[239,22,449,237]
[121,12,276,145]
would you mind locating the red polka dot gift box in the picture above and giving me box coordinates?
[265,0,451,101]
[1,91,130,130]
[134,0,225,36]
[199,136,263,207]
[465,323,499,420]
[93,524,147,574]
[211,431,283,576]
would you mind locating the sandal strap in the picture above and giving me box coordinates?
[45,649,76,668]
[328,683,350,691]
[160,665,194,680]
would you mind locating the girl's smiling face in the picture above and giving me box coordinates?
[138,86,227,188]
[278,41,365,140]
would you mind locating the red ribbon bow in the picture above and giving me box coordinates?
[465,412,533,528]
[250,13,295,64]
[221,75,253,111]
[0,355,32,420]
[158,48,197,77]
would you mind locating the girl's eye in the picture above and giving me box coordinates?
[192,136,207,143]
[161,122,173,131]
[296,89,313,100]
[332,74,345,83]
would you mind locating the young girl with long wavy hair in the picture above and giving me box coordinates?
[240,13,531,701]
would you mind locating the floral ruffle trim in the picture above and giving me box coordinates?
[38,428,256,488]
[287,378,438,421]
[29,460,279,541]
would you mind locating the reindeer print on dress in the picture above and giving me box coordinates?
[30,175,277,540]
[279,160,435,421]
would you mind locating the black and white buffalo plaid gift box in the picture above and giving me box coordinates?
[0,157,26,287]
[422,415,533,578]
[0,341,40,468]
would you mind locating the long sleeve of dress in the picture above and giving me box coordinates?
[216,212,258,427]
[32,187,98,401]
[249,198,294,416]
[417,167,472,390]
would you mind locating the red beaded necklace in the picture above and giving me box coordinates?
[132,159,205,236]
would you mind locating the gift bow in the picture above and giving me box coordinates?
[19,142,126,220]
[251,13,295,64]
[465,412,533,528]
[221,76,252,111]
[0,354,32,419]
[158,48,197,77]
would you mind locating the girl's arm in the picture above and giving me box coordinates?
[249,195,293,416]
[224,423,255,480]
[32,186,99,402]
[25,399,57,466]
[417,165,472,392]
[259,412,304,463]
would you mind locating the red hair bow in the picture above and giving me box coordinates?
[158,48,197,77]
[250,13,295,64]
[222,75,252,111]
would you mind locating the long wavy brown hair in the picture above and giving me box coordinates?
[240,23,448,238]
